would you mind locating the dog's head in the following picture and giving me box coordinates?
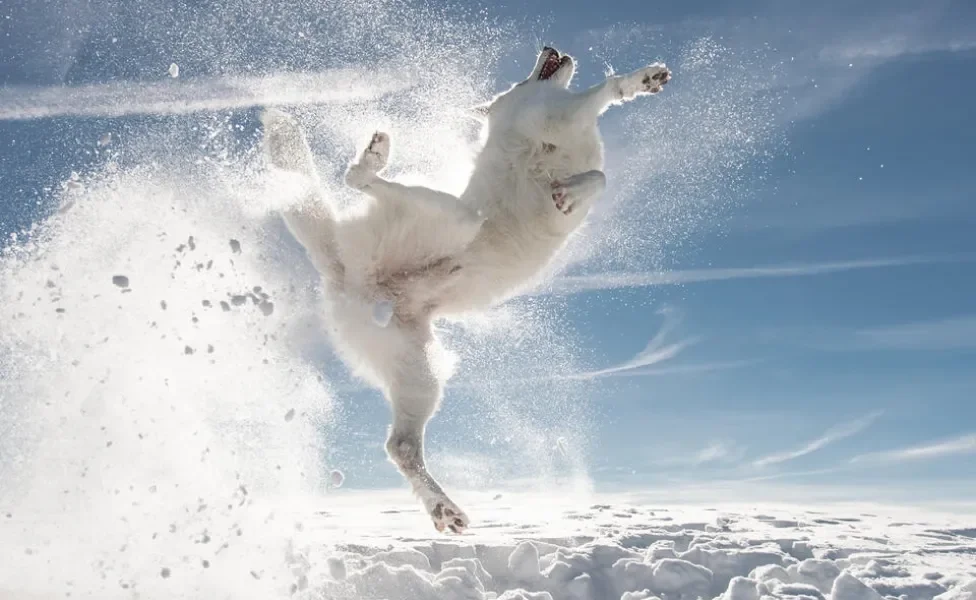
[470,46,576,126]
[527,46,576,88]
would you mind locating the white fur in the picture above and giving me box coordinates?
[261,47,671,533]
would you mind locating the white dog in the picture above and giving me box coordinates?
[262,46,671,533]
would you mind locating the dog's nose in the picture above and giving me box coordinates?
[543,45,555,53]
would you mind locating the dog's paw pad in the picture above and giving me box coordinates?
[551,181,574,215]
[430,499,469,534]
[639,65,671,93]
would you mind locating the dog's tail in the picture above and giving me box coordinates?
[261,108,345,284]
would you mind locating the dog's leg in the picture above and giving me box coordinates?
[262,109,344,282]
[384,326,469,534]
[345,132,483,227]
[551,169,607,215]
[563,63,671,118]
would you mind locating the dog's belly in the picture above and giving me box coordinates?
[432,216,570,315]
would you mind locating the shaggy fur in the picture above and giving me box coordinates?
[262,46,671,533]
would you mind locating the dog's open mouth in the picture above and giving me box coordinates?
[538,48,570,80]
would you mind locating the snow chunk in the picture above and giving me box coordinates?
[646,540,678,561]
[830,571,884,600]
[349,563,435,600]
[935,580,976,600]
[509,541,541,582]
[766,580,826,600]
[327,556,346,580]
[497,591,553,600]
[613,558,713,599]
[434,563,487,599]
[168,63,179,78]
[749,557,840,595]
[441,557,493,591]
[652,558,714,596]
[680,543,789,591]
[567,572,594,599]
[584,541,641,568]
[329,469,344,487]
[721,576,762,600]
[750,563,792,583]
[621,591,662,600]
[372,547,432,571]
[794,559,843,593]
[853,559,910,579]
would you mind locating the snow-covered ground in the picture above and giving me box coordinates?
[2,489,974,599]
[279,492,976,600]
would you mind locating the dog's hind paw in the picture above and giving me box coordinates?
[427,496,470,534]
[551,170,607,216]
[345,132,391,190]
[360,131,390,172]
[551,181,574,214]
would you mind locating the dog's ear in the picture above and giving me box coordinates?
[468,102,491,122]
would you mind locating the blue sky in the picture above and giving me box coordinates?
[2,0,975,501]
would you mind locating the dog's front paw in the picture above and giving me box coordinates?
[620,63,671,100]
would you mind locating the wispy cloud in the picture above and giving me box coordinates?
[779,4,975,121]
[853,316,976,351]
[851,433,976,464]
[820,34,976,63]
[570,308,698,380]
[540,255,969,295]
[752,411,883,469]
[447,359,753,391]
[728,182,972,234]
[646,441,747,470]
[597,359,758,379]
[732,465,851,484]
[694,442,745,466]
[572,337,698,380]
